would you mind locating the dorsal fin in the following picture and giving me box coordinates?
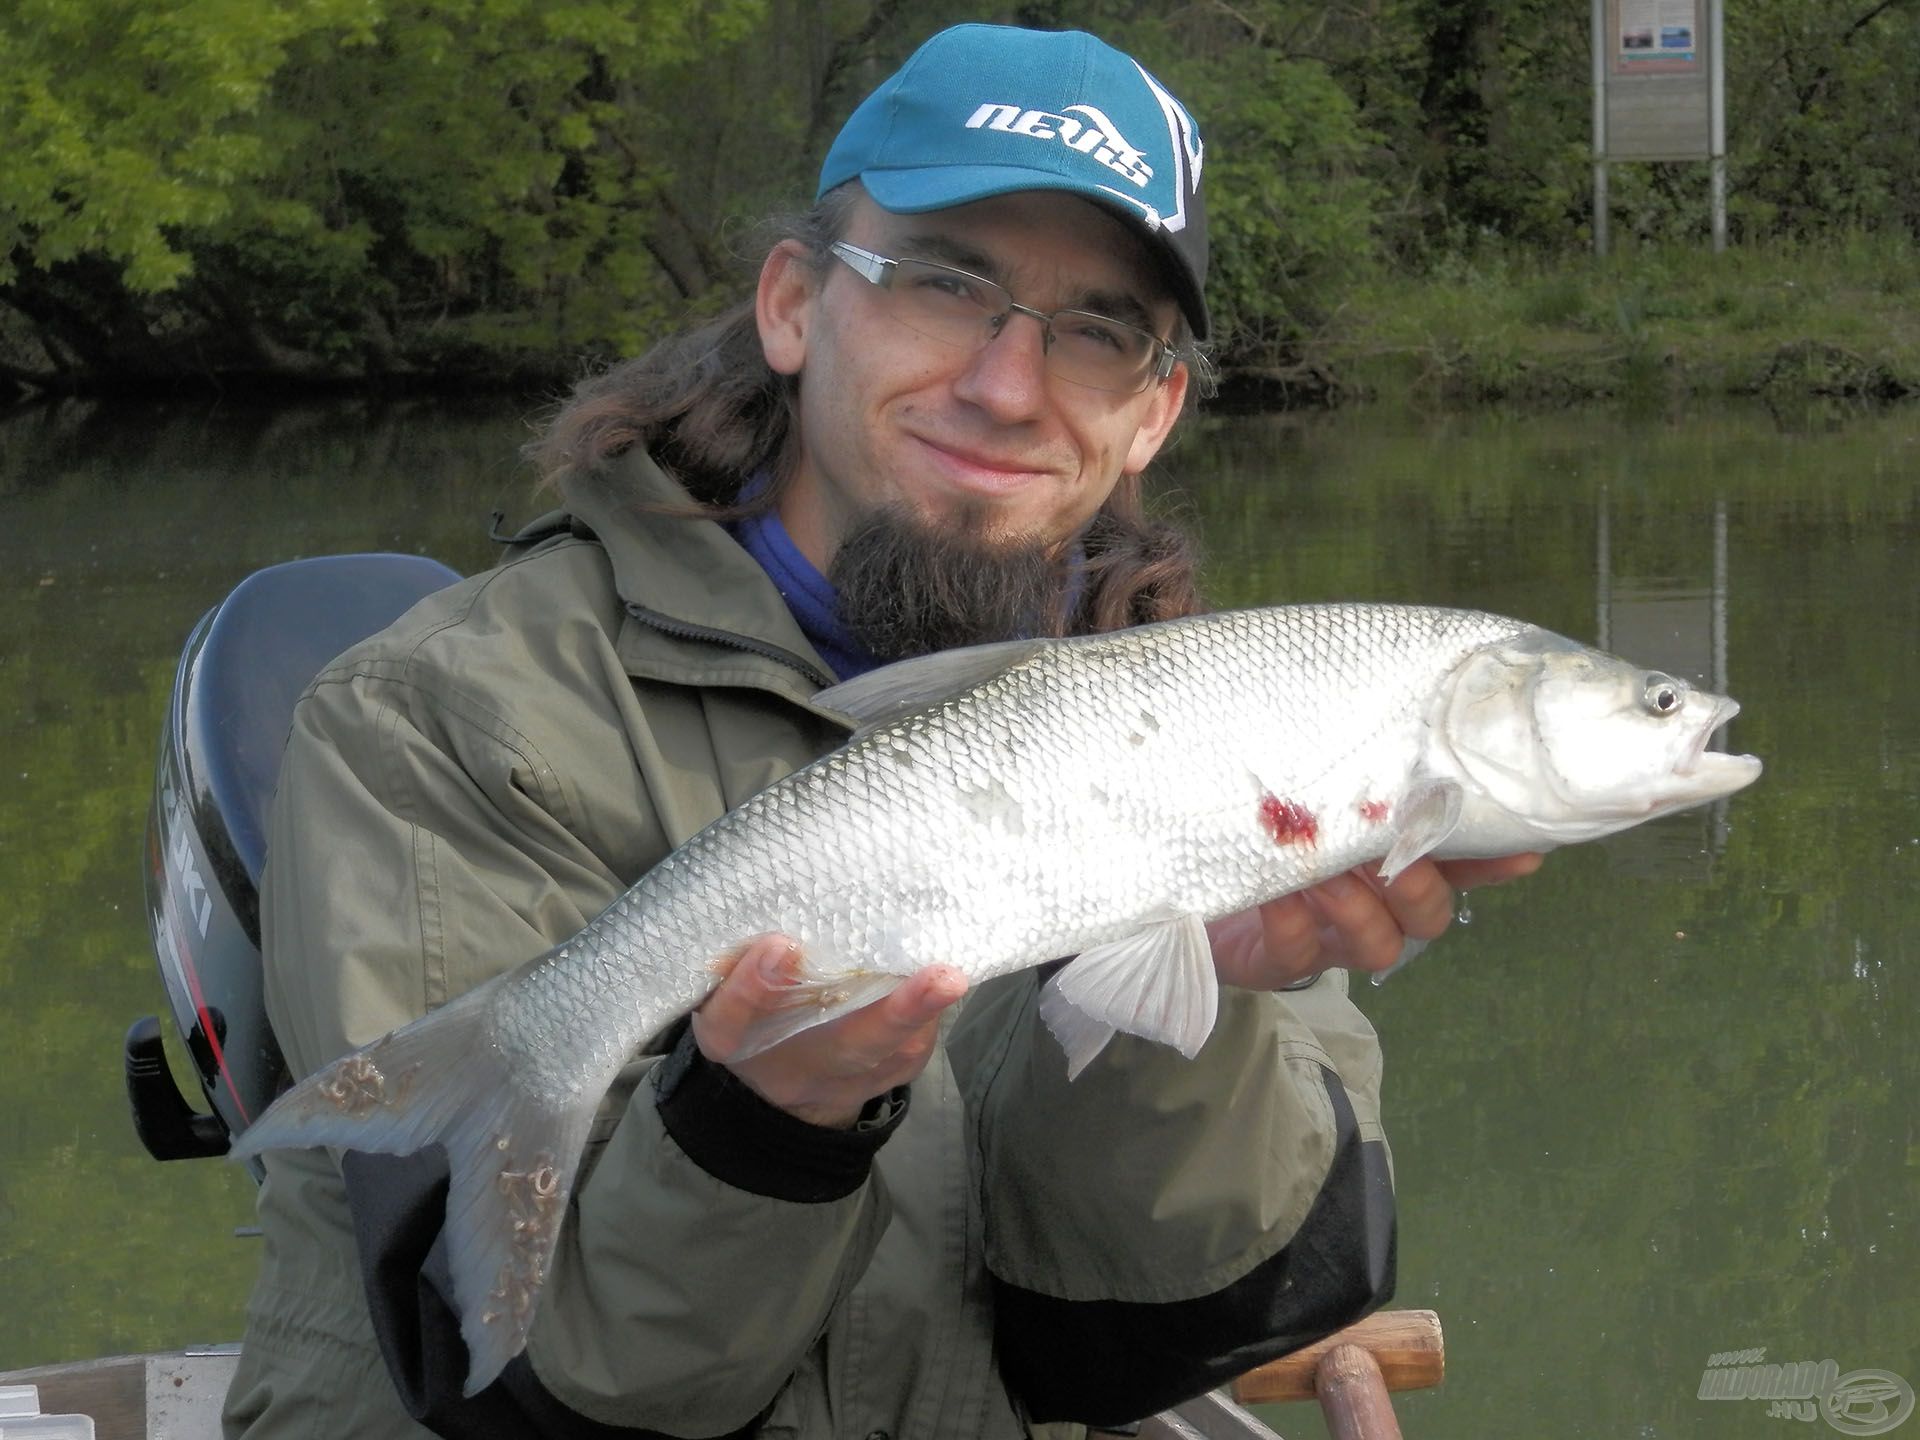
[812,638,1048,736]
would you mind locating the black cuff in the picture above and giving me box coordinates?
[652,1024,907,1203]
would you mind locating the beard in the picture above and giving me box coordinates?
[828,501,1074,662]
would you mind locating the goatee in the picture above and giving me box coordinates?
[829,502,1073,662]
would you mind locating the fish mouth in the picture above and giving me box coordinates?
[1674,697,1763,794]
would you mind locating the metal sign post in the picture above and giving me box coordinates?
[1591,0,1727,255]
[1709,0,1727,251]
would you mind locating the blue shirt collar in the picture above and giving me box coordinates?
[730,487,887,681]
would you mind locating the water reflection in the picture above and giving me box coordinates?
[2,398,1915,1438]
[1181,402,1919,1440]
[1592,493,1737,881]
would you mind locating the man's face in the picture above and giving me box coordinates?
[757,190,1190,571]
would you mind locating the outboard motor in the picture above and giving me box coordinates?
[127,553,461,1172]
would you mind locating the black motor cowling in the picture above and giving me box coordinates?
[128,553,461,1169]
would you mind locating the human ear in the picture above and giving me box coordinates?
[1121,361,1190,475]
[756,240,816,377]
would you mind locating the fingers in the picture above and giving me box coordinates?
[1355,858,1456,943]
[1223,852,1547,989]
[692,935,967,1128]
[1205,889,1339,991]
[1294,869,1410,976]
[1237,867,1432,983]
[829,964,967,1075]
[691,933,804,1061]
[1236,882,1397,987]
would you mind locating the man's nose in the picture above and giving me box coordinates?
[950,308,1052,420]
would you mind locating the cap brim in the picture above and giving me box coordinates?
[859,166,1210,342]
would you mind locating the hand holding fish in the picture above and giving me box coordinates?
[1208,853,1545,989]
[693,935,970,1128]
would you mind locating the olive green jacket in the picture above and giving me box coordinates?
[223,449,1394,1440]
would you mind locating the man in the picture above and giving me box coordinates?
[224,23,1536,1440]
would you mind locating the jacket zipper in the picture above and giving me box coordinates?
[624,601,837,690]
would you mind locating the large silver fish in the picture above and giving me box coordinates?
[231,603,1762,1392]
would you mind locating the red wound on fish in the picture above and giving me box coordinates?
[1360,799,1391,823]
[1259,795,1319,845]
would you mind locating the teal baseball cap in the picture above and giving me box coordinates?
[818,24,1210,341]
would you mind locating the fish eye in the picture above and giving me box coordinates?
[1642,674,1684,716]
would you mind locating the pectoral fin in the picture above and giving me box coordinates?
[1378,777,1466,884]
[1039,912,1219,1080]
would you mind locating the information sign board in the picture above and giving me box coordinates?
[1604,0,1712,160]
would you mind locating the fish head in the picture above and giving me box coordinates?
[1436,632,1764,848]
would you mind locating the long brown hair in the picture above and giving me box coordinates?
[525,186,1207,632]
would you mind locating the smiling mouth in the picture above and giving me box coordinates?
[922,437,1038,471]
[915,435,1055,492]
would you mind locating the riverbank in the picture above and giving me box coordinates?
[7,238,1916,412]
[1227,234,1920,408]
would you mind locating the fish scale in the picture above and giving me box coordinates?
[231,601,1762,1396]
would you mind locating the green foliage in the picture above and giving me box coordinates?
[1163,35,1382,350]
[0,0,372,291]
[238,0,773,354]
[2,0,1917,388]
[1019,3,1386,352]
[1726,0,1920,240]
[1,0,770,376]
[1323,236,1920,403]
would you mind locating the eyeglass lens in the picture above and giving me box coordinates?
[881,258,1163,394]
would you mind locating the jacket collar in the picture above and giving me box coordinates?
[556,448,839,703]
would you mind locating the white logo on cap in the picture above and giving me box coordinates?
[963,102,1153,187]
[1131,61,1202,235]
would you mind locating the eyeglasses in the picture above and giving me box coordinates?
[828,241,1180,396]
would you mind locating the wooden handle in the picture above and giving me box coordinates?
[1315,1343,1403,1440]
[1229,1308,1444,1405]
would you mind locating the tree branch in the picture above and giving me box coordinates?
[1839,0,1899,46]
[804,0,904,162]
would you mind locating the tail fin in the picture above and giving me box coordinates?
[230,986,598,1396]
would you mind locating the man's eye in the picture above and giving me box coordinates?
[1061,315,1136,354]
[909,269,986,303]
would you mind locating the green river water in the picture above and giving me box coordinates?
[2,397,1915,1438]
